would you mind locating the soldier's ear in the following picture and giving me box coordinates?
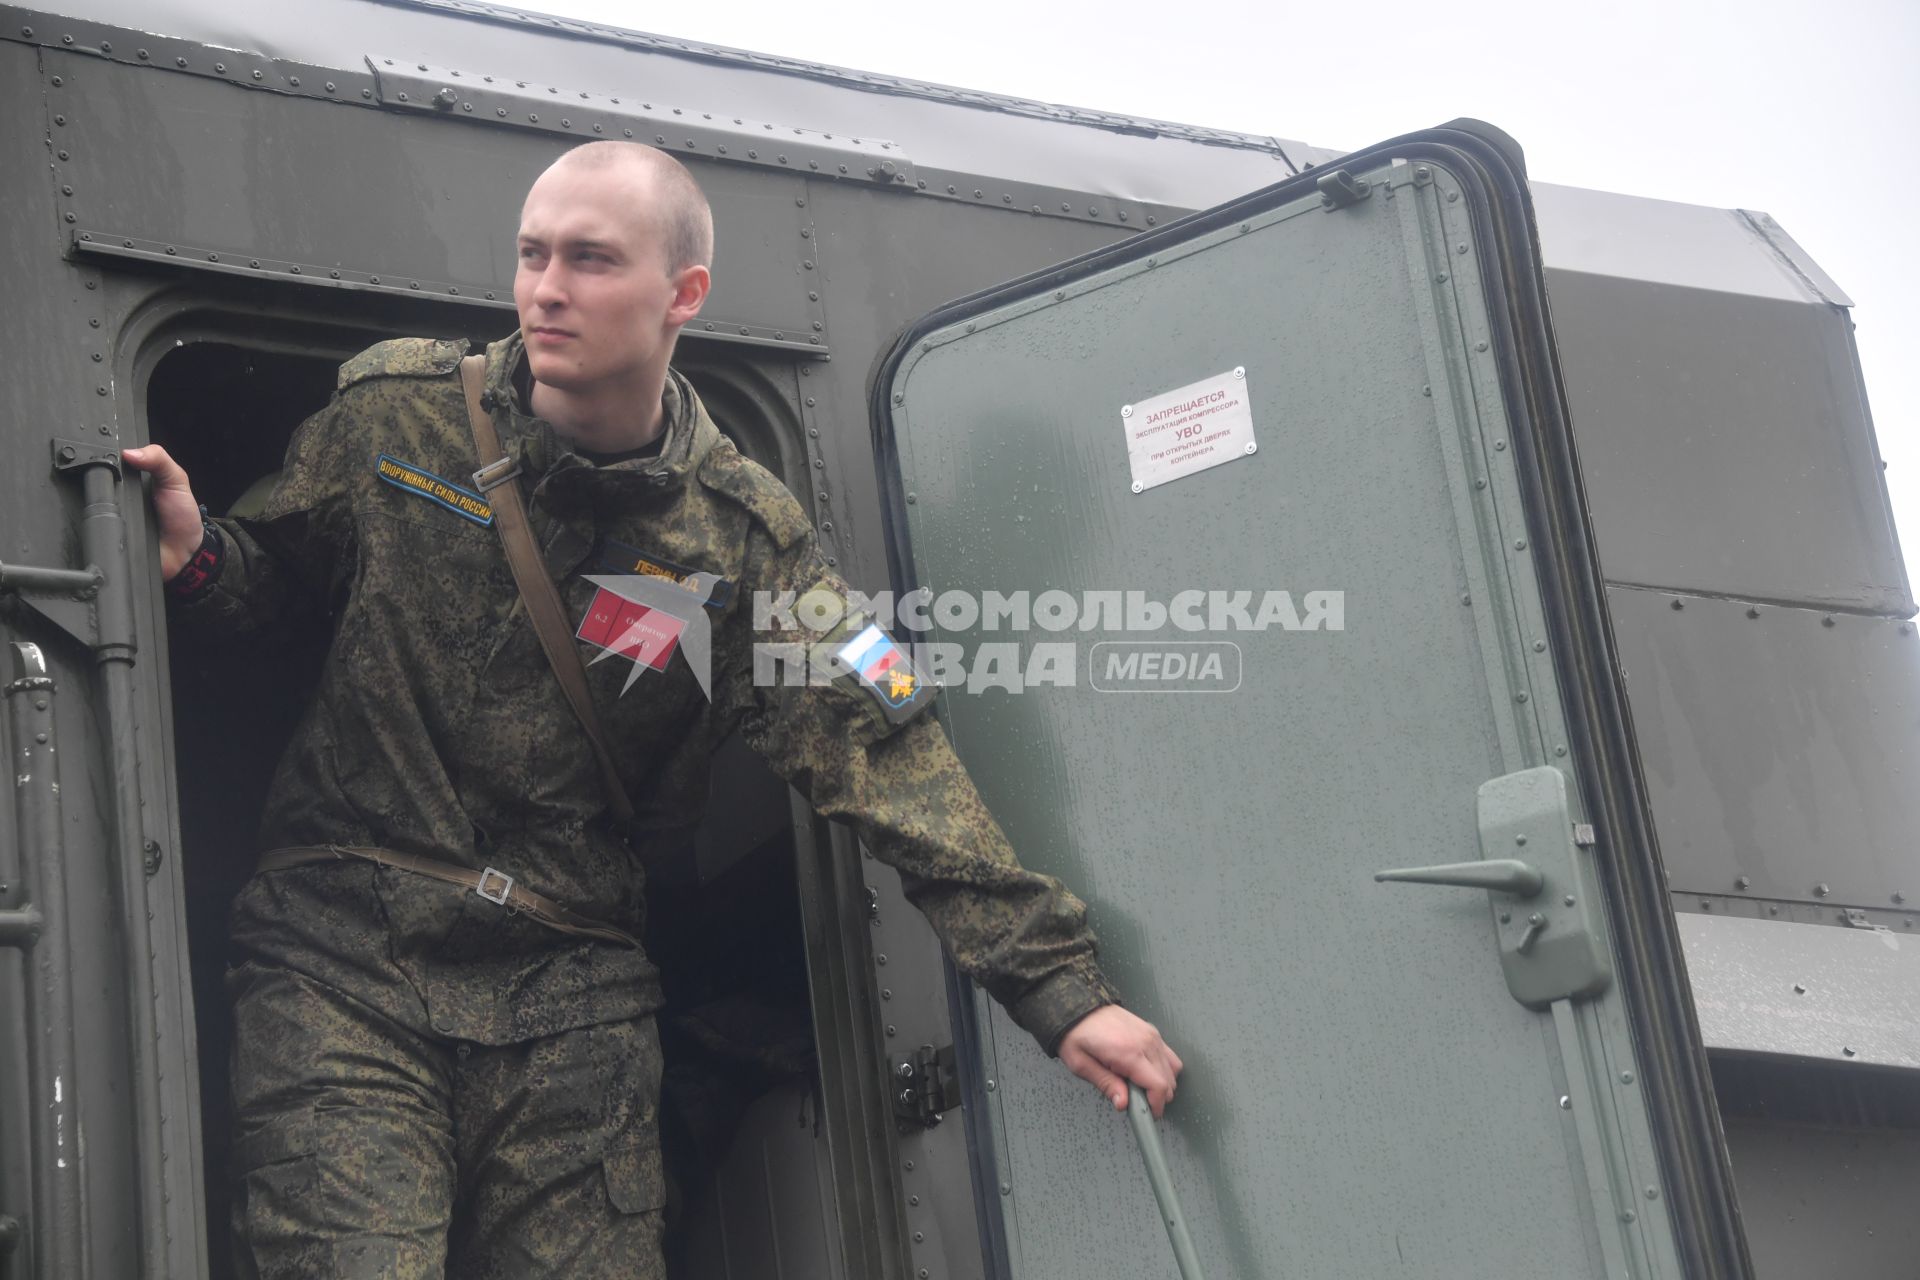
[665,264,710,330]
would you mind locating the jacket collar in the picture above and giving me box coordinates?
[481,334,722,508]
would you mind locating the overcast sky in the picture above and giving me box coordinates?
[532,0,1918,578]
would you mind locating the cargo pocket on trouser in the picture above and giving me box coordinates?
[232,1122,431,1280]
[604,1135,668,1215]
[599,1135,669,1278]
[232,1126,323,1280]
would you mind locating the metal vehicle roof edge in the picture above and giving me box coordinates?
[0,5,1223,230]
[373,0,1307,166]
[1734,208,1853,308]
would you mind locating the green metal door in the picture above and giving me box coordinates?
[874,125,1746,1279]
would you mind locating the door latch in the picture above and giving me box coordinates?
[1376,767,1612,1009]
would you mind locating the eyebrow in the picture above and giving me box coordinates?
[518,233,621,255]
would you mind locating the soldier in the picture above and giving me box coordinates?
[123,141,1182,1278]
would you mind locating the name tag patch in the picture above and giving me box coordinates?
[577,586,685,672]
[375,454,494,526]
[594,539,733,609]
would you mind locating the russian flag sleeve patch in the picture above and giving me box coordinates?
[833,623,935,729]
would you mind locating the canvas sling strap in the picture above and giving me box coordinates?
[256,844,640,948]
[251,360,648,950]
[457,353,639,829]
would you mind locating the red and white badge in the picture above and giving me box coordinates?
[577,585,686,672]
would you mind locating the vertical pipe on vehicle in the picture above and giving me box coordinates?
[7,642,84,1279]
[79,465,168,1279]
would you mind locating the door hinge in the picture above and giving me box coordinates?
[893,1043,962,1131]
[1842,908,1894,937]
[1317,168,1372,209]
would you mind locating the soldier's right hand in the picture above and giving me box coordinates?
[121,445,205,581]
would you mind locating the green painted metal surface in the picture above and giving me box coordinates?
[884,155,1695,1277]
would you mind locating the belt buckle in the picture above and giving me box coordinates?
[475,866,515,906]
[472,457,520,493]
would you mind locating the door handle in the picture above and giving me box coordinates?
[1128,1085,1209,1280]
[1372,858,1543,897]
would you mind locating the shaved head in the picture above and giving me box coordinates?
[545,141,714,274]
[515,138,715,448]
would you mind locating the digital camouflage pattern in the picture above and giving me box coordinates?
[179,332,1118,1269]
[229,959,665,1279]
[183,331,1117,1048]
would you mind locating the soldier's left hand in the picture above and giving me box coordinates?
[1057,1005,1183,1118]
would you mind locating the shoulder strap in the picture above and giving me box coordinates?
[458,356,637,825]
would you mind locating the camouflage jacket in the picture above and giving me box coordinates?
[176,333,1117,1049]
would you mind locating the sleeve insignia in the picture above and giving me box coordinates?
[833,623,937,728]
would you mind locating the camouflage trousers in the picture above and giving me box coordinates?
[228,961,666,1279]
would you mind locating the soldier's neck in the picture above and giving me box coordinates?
[530,367,667,455]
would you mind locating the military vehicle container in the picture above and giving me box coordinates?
[0,1,1913,1277]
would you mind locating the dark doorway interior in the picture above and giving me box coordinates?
[146,338,818,1278]
[147,341,342,1277]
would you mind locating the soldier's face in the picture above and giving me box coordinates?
[514,164,706,394]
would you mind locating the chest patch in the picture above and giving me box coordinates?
[594,538,733,609]
[375,454,494,527]
[577,585,685,673]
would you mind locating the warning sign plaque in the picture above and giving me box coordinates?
[1121,367,1256,493]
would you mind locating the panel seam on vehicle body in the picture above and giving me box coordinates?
[67,230,828,357]
[1604,579,1916,621]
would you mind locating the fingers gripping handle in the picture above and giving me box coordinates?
[1127,1085,1209,1280]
